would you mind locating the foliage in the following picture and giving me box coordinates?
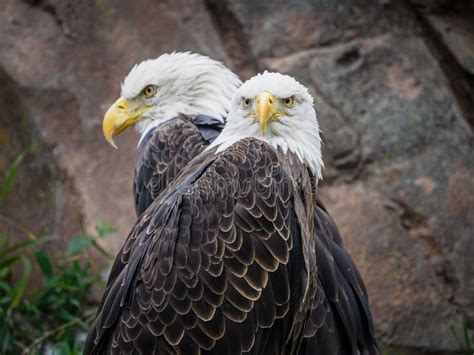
[450,320,473,355]
[0,148,28,203]
[0,229,113,354]
[0,150,115,354]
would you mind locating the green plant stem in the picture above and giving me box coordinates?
[21,311,95,355]
[0,215,38,241]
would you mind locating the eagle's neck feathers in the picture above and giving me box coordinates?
[209,113,323,180]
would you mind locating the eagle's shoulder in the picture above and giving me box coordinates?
[134,115,216,215]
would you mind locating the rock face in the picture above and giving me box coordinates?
[0,0,472,353]
[0,67,81,255]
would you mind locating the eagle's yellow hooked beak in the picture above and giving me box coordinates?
[102,97,151,148]
[255,92,278,135]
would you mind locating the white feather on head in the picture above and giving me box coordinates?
[120,52,242,141]
[210,71,324,179]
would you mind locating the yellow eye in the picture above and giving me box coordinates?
[242,98,251,108]
[283,96,295,108]
[142,85,158,98]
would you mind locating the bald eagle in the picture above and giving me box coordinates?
[102,52,241,215]
[89,53,378,354]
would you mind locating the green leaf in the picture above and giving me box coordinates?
[35,250,53,279]
[0,147,30,203]
[57,340,71,355]
[0,239,36,259]
[462,320,472,352]
[0,255,21,273]
[0,280,12,293]
[9,256,31,309]
[96,222,118,238]
[0,296,12,305]
[66,235,92,256]
[0,235,51,259]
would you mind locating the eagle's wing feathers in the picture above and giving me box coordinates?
[134,115,223,216]
[299,202,379,355]
[87,139,309,354]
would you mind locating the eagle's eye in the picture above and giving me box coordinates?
[282,96,295,108]
[142,85,158,98]
[242,98,251,108]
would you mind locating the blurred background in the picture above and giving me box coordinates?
[0,0,473,353]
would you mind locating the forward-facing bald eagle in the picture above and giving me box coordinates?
[86,71,378,354]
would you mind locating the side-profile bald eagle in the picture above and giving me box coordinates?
[101,52,241,215]
[86,72,378,354]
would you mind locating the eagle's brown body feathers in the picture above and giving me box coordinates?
[86,115,379,354]
[134,115,224,216]
[87,139,318,354]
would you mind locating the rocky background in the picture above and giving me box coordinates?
[0,0,473,353]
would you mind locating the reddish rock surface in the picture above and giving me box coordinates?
[0,0,472,353]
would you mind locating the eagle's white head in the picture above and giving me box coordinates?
[210,72,323,179]
[102,52,241,147]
